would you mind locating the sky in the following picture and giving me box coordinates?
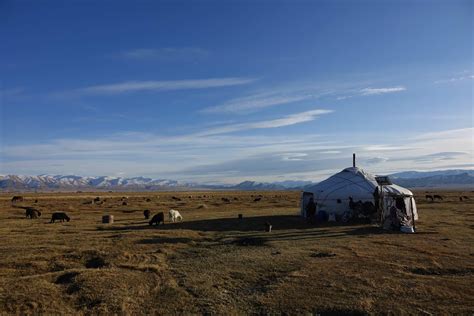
[0,0,473,183]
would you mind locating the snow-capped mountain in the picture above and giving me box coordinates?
[0,175,198,191]
[1,169,473,191]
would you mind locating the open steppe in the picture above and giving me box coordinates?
[0,190,473,315]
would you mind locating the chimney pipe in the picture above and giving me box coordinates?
[353,153,356,168]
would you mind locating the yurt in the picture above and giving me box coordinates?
[301,157,418,231]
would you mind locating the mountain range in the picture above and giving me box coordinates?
[0,170,472,192]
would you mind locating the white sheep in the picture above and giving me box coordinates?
[169,209,183,223]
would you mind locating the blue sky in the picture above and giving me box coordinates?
[0,0,472,183]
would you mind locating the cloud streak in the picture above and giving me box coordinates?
[119,47,210,61]
[196,109,333,136]
[359,86,406,95]
[201,93,312,114]
[59,77,257,96]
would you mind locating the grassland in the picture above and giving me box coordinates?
[0,190,473,315]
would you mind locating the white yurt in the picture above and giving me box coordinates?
[301,158,418,231]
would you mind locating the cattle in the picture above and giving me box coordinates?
[149,212,164,226]
[11,196,23,204]
[460,197,463,202]
[50,212,70,223]
[94,197,101,203]
[122,201,128,206]
[222,197,230,203]
[171,196,181,201]
[25,207,41,219]
[253,197,262,202]
[425,195,434,201]
[169,209,183,223]
[433,195,443,201]
[463,196,469,200]
[145,198,151,202]
[143,209,151,219]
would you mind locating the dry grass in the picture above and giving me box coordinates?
[0,190,473,315]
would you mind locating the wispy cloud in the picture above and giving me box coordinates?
[118,47,210,61]
[196,109,333,136]
[2,127,473,183]
[201,93,312,114]
[337,86,406,100]
[434,74,474,84]
[60,77,256,96]
[359,86,406,96]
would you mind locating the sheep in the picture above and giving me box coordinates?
[50,212,70,223]
[25,207,41,219]
[11,196,24,204]
[143,209,151,219]
[169,209,183,223]
[149,212,164,226]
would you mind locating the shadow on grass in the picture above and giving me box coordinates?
[100,215,385,237]
[137,237,193,244]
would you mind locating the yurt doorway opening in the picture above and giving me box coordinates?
[300,192,314,218]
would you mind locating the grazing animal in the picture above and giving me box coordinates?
[94,197,101,202]
[463,196,469,200]
[425,195,434,201]
[169,209,183,223]
[11,196,24,203]
[34,199,38,203]
[171,196,181,201]
[433,195,443,201]
[253,197,262,202]
[122,201,128,206]
[460,197,463,202]
[25,207,41,219]
[143,209,151,219]
[222,197,230,203]
[146,198,151,202]
[234,197,239,201]
[149,212,164,226]
[50,212,70,223]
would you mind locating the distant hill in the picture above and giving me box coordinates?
[0,170,472,191]
[389,171,474,189]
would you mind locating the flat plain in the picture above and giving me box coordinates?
[0,190,473,315]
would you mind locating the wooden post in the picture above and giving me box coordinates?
[353,153,356,168]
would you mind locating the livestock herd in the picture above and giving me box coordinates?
[10,195,184,226]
